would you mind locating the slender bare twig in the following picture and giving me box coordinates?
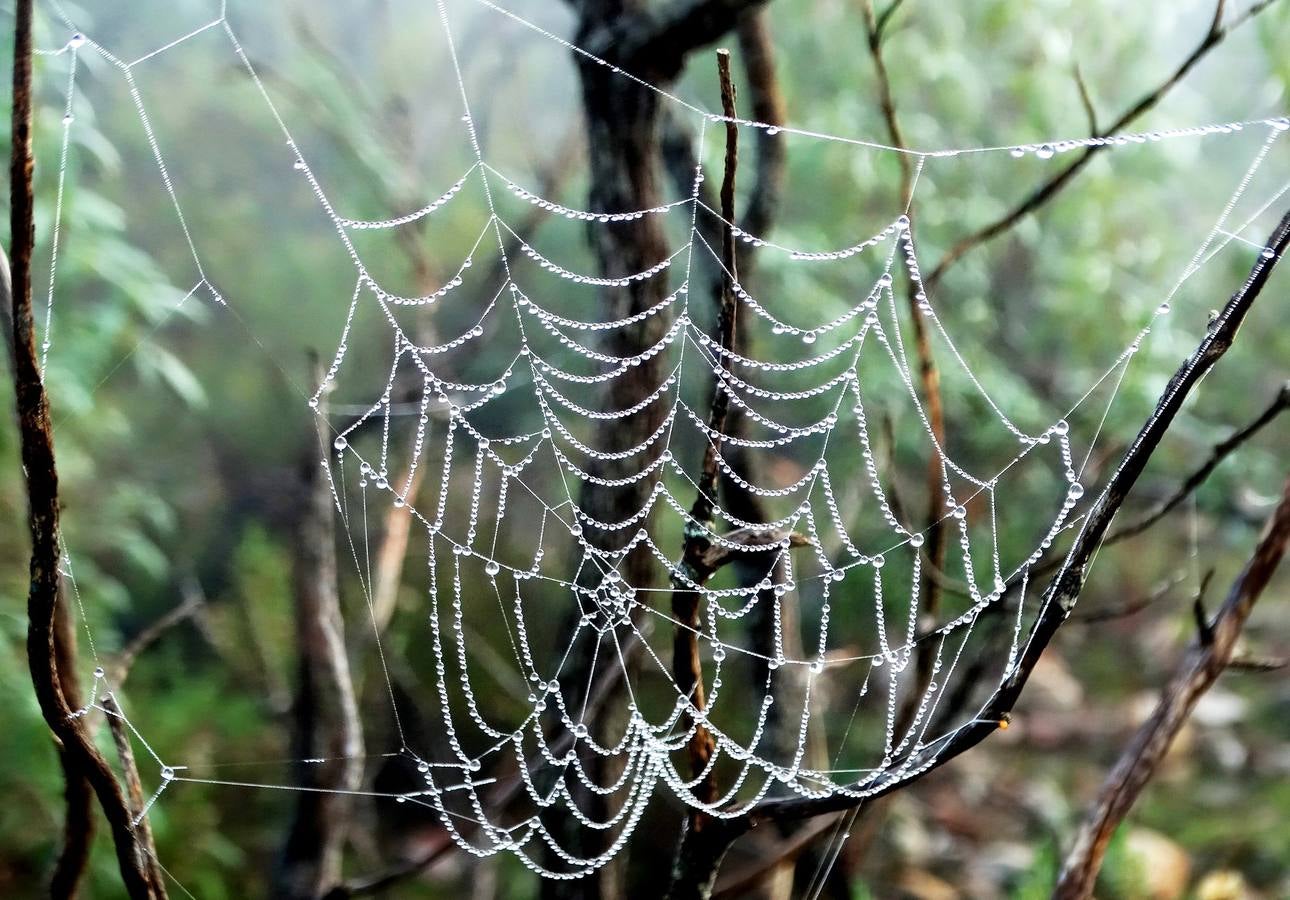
[9,3,163,895]
[858,0,948,746]
[1054,478,1290,899]
[113,579,207,685]
[1073,64,1100,136]
[1105,382,1289,545]
[102,695,168,898]
[709,814,843,898]
[925,0,1280,292]
[670,48,741,825]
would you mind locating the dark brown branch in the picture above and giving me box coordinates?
[276,360,365,899]
[1054,478,1290,899]
[697,527,810,570]
[732,13,786,245]
[10,3,162,895]
[671,48,740,818]
[1068,573,1183,624]
[924,0,1280,291]
[710,814,843,898]
[102,695,168,898]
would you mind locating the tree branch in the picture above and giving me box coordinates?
[858,0,949,746]
[1054,478,1290,899]
[924,0,1281,291]
[670,49,741,818]
[113,578,207,685]
[102,695,169,898]
[9,3,163,894]
[1103,381,1289,545]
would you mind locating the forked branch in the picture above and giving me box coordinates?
[1054,478,1290,899]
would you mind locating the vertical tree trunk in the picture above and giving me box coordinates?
[540,7,679,897]
[277,363,365,899]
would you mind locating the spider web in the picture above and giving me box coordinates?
[31,0,1290,886]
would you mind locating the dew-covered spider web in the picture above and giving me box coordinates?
[30,0,1290,887]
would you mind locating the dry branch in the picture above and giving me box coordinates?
[9,3,164,895]
[1053,478,1290,899]
[102,695,169,898]
[670,46,741,817]
[857,0,949,746]
[924,0,1281,291]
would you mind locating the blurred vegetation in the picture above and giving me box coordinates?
[3,0,1289,897]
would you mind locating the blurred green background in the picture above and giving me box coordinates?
[2,0,1289,897]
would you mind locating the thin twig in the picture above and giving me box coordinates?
[102,695,168,898]
[113,579,207,685]
[1073,64,1100,135]
[925,0,1281,291]
[671,47,741,817]
[1105,382,1289,545]
[1054,478,1290,899]
[859,0,947,746]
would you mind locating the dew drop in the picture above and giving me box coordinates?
[333,436,347,451]
[1034,144,1055,160]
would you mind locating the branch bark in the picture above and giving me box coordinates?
[9,3,164,895]
[1053,478,1290,899]
[669,49,740,817]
